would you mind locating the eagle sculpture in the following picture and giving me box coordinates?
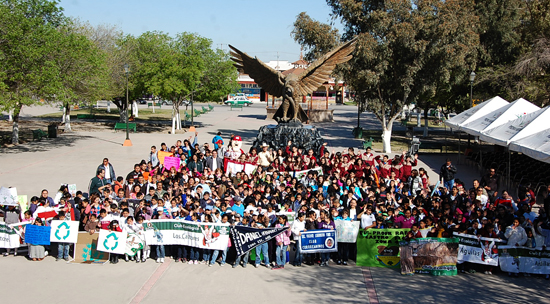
[229,39,357,124]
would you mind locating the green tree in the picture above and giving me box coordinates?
[194,48,240,103]
[294,0,479,152]
[54,20,108,131]
[0,0,67,144]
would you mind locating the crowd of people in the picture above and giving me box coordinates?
[2,131,550,276]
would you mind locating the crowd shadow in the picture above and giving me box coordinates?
[369,267,550,304]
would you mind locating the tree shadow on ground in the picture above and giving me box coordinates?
[0,133,92,154]
[238,114,267,120]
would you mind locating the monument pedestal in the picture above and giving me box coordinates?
[252,121,324,153]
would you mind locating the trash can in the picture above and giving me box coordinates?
[352,127,363,139]
[48,124,58,138]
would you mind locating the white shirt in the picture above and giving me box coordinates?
[104,164,111,180]
[361,213,376,229]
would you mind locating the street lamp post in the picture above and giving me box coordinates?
[123,63,132,146]
[189,91,196,132]
[469,71,476,108]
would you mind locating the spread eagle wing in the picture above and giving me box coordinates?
[229,45,286,97]
[295,38,357,96]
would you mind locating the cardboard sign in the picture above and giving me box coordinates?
[50,220,79,243]
[17,195,28,212]
[164,156,180,170]
[25,225,51,245]
[72,232,108,264]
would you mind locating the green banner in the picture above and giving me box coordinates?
[356,228,408,267]
[400,237,459,276]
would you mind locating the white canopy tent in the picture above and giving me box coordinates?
[480,106,550,147]
[460,98,540,137]
[509,129,550,164]
[445,96,509,130]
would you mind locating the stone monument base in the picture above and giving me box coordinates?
[252,121,324,153]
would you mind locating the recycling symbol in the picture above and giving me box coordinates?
[54,222,71,240]
[103,232,119,251]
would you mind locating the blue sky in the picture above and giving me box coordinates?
[58,0,342,62]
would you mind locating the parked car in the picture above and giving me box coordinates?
[224,95,253,106]
[138,99,147,104]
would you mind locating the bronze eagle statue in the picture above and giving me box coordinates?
[229,38,357,123]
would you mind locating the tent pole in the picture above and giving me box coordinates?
[508,147,511,190]
[458,132,461,164]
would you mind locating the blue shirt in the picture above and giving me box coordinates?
[232,203,245,216]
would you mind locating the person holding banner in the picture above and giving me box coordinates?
[273,215,291,269]
[108,220,123,264]
[29,218,46,261]
[2,204,20,256]
[291,213,307,267]
[233,216,251,268]
[316,210,336,267]
[253,215,272,269]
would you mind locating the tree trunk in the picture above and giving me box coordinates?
[62,105,66,123]
[119,107,127,122]
[382,126,393,153]
[8,110,13,122]
[64,103,72,132]
[11,104,22,145]
[423,106,429,137]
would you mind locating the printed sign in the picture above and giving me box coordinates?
[335,220,360,243]
[97,229,127,255]
[299,230,338,253]
[50,220,79,244]
[142,220,230,251]
[454,232,504,266]
[293,167,323,180]
[356,228,408,267]
[25,225,51,246]
[400,237,459,276]
[231,225,288,256]
[0,187,18,206]
[499,245,550,275]
[0,222,21,248]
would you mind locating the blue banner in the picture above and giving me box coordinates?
[25,225,51,245]
[299,230,338,253]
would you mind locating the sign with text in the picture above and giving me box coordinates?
[0,222,21,248]
[25,225,51,245]
[454,232,504,266]
[158,151,173,164]
[231,225,287,256]
[299,230,338,253]
[356,228,408,267]
[142,220,230,251]
[499,245,550,275]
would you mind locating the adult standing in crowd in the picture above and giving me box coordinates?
[97,158,116,185]
[440,158,457,190]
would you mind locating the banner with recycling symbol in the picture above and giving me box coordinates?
[50,220,79,244]
[97,229,127,255]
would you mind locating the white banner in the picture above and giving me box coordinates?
[335,220,360,243]
[454,232,505,266]
[97,229,127,255]
[0,222,21,248]
[499,245,550,275]
[0,187,18,206]
[143,219,230,250]
[125,232,144,257]
[50,220,79,244]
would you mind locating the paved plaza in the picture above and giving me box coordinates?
[0,103,549,304]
